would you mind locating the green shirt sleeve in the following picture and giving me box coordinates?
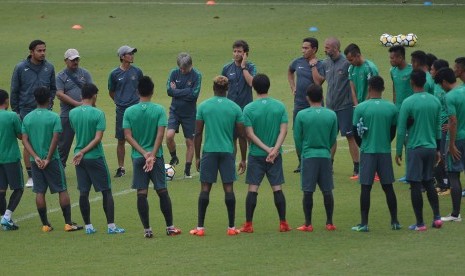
[293,113,302,155]
[396,103,408,156]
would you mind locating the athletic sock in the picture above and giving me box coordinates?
[0,191,6,215]
[61,204,72,225]
[198,191,210,227]
[185,162,192,174]
[85,224,94,230]
[423,180,441,219]
[323,191,334,225]
[353,162,360,174]
[4,210,12,221]
[245,191,258,222]
[108,223,116,229]
[360,185,372,225]
[158,190,173,227]
[26,167,32,178]
[225,192,236,228]
[170,150,177,158]
[7,189,24,213]
[37,207,49,226]
[303,192,313,226]
[79,193,91,225]
[273,190,286,221]
[137,193,150,229]
[449,172,462,217]
[102,190,115,224]
[381,184,398,223]
[410,181,424,225]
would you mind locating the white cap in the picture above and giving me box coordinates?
[117,45,137,57]
[64,49,80,60]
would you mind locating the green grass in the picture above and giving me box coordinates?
[1,1,465,275]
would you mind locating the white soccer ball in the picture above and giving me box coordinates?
[165,163,176,181]
[379,33,391,47]
[403,33,418,47]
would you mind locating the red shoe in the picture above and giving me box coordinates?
[350,174,359,180]
[239,222,254,233]
[296,225,313,232]
[227,228,240,236]
[325,224,337,231]
[189,228,205,236]
[166,226,182,236]
[374,173,380,182]
[279,221,292,232]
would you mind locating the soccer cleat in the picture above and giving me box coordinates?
[239,222,254,233]
[437,188,451,196]
[293,163,301,173]
[391,222,402,230]
[325,224,337,231]
[169,156,179,166]
[350,173,359,180]
[108,226,125,234]
[296,225,313,232]
[227,228,240,236]
[42,224,54,232]
[144,229,153,238]
[114,167,126,178]
[64,222,83,232]
[408,224,427,231]
[441,214,462,222]
[189,228,205,236]
[1,217,19,231]
[398,176,408,183]
[184,171,193,179]
[166,226,182,236]
[25,178,33,188]
[432,219,443,229]
[279,221,291,232]
[85,228,97,235]
[351,224,369,232]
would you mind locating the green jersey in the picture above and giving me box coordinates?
[348,59,379,103]
[390,64,413,109]
[446,86,465,140]
[294,106,338,158]
[123,102,167,158]
[434,83,448,125]
[353,98,397,153]
[69,105,106,159]
[21,108,61,161]
[425,72,435,94]
[396,92,441,156]
[196,96,243,153]
[243,97,288,156]
[0,110,22,163]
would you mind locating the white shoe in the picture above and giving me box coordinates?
[441,214,462,222]
[25,178,33,188]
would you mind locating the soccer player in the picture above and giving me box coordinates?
[351,76,400,232]
[166,53,202,178]
[344,43,379,106]
[22,87,81,232]
[11,39,56,188]
[190,76,246,236]
[294,84,337,232]
[288,37,324,173]
[0,89,23,231]
[124,76,181,238]
[70,83,125,235]
[395,69,443,231]
[311,37,360,179]
[239,74,291,233]
[455,57,465,85]
[221,40,256,161]
[108,45,143,177]
[56,48,93,168]
[411,50,435,94]
[434,67,464,222]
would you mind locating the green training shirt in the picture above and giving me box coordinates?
[396,92,441,156]
[434,83,448,125]
[293,106,338,158]
[0,110,22,163]
[348,59,379,104]
[69,105,106,159]
[446,85,465,140]
[243,97,288,156]
[22,108,61,161]
[123,102,167,158]
[353,98,397,153]
[196,96,243,153]
[424,72,435,95]
[390,64,413,109]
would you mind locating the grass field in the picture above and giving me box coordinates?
[1,1,464,275]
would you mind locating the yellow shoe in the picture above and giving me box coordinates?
[64,222,83,232]
[42,225,53,232]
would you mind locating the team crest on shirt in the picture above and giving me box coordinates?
[375,100,380,104]
[316,109,321,113]
[131,75,137,80]
[218,99,223,103]
[261,100,267,104]
[187,81,192,86]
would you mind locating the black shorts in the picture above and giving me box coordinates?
[359,153,395,185]
[32,159,67,194]
[132,157,167,190]
[245,154,284,186]
[0,161,24,190]
[75,157,111,192]
[446,139,465,173]
[115,106,127,140]
[167,111,195,139]
[406,148,436,182]
[335,107,353,137]
[200,152,236,184]
[301,157,334,192]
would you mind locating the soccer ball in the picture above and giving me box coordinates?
[390,35,402,46]
[402,33,418,47]
[379,33,392,47]
[165,164,176,181]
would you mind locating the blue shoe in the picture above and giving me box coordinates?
[85,228,97,235]
[351,224,369,232]
[391,222,402,230]
[1,217,19,231]
[398,176,408,183]
[108,226,125,234]
[408,224,426,231]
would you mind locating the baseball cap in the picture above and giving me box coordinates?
[117,45,137,57]
[64,49,80,60]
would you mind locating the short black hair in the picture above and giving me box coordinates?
[426,53,437,69]
[434,67,456,85]
[368,76,385,93]
[344,43,361,57]
[410,69,426,88]
[455,57,465,70]
[0,89,9,105]
[303,37,319,52]
[252,74,270,95]
[306,84,323,103]
[213,76,229,95]
[81,83,99,99]
[232,40,249,53]
[389,45,405,59]
[34,87,50,105]
[432,59,449,71]
[138,76,154,97]
[411,50,427,67]
[29,40,46,51]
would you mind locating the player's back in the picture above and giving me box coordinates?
[69,105,105,159]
